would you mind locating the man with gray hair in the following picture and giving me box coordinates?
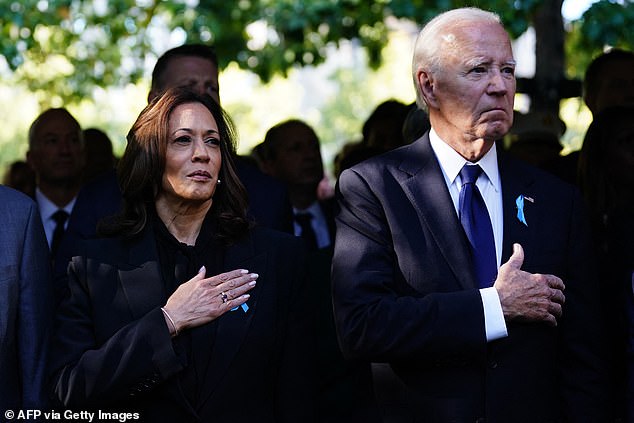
[332,7,607,422]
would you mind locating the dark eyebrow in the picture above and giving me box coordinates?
[171,128,219,136]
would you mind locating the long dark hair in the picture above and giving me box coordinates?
[99,87,250,245]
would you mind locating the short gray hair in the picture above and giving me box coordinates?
[411,7,502,110]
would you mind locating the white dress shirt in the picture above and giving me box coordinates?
[35,188,77,249]
[429,129,507,341]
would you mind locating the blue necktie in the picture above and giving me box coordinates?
[459,164,497,288]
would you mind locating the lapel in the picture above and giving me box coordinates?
[396,135,477,290]
[199,232,266,405]
[115,227,199,415]
[117,227,166,319]
[498,152,537,263]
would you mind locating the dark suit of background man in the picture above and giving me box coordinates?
[331,7,608,423]
[0,185,53,413]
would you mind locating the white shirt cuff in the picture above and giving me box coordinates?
[480,287,508,341]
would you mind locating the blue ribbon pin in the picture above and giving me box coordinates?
[231,303,249,313]
[515,195,528,226]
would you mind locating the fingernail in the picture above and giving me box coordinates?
[249,281,257,287]
[242,294,250,299]
[240,269,249,274]
[198,266,206,274]
[250,273,259,279]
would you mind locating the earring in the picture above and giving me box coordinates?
[217,178,221,185]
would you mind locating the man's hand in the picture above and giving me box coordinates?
[494,243,565,326]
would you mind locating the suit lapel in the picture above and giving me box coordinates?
[397,136,477,290]
[117,228,166,320]
[115,227,199,415]
[498,153,536,263]
[199,233,266,405]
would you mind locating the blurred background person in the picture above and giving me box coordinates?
[260,119,334,252]
[505,110,565,167]
[362,99,410,153]
[333,99,420,181]
[544,48,634,185]
[577,104,634,422]
[50,88,315,421]
[583,49,634,117]
[26,108,84,260]
[2,159,36,197]
[81,127,116,184]
[259,119,379,422]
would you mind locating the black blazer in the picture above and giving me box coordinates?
[51,225,316,422]
[332,134,608,422]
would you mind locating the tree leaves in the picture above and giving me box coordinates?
[1,0,633,106]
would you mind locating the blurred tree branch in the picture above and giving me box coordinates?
[1,0,633,106]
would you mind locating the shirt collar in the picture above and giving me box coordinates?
[429,128,501,192]
[35,187,77,220]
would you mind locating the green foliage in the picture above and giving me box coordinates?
[566,0,634,80]
[3,0,632,107]
[2,0,634,179]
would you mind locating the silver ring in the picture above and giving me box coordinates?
[221,292,228,303]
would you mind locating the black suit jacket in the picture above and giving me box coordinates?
[50,226,315,422]
[332,134,608,422]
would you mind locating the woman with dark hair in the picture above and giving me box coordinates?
[578,104,634,422]
[50,87,315,422]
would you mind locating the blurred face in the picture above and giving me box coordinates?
[592,60,634,114]
[159,102,222,206]
[418,21,515,153]
[151,56,220,104]
[266,124,323,188]
[27,109,84,185]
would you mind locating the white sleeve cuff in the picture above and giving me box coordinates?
[480,287,508,341]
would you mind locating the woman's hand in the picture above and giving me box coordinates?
[162,266,258,335]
